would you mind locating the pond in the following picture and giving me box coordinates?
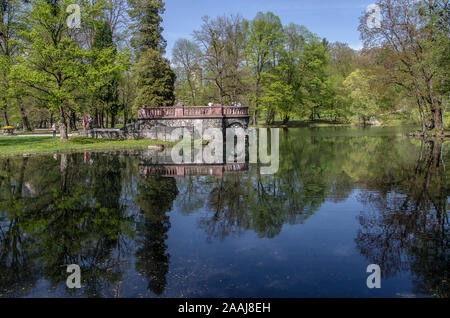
[0,127,448,298]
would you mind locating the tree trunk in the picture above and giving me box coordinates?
[1,97,9,126]
[253,77,261,125]
[123,109,128,128]
[1,109,9,127]
[101,110,105,128]
[252,108,258,125]
[432,107,444,133]
[58,107,69,141]
[70,111,77,131]
[111,112,116,128]
[94,110,99,128]
[17,99,32,131]
[60,154,68,191]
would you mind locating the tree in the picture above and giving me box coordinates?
[343,69,380,125]
[328,42,357,79]
[193,14,246,105]
[127,0,166,54]
[358,0,447,134]
[91,20,121,128]
[298,38,329,120]
[260,68,295,125]
[118,69,135,126]
[127,0,175,107]
[0,0,23,127]
[10,0,86,140]
[133,48,175,107]
[172,38,202,105]
[278,24,314,124]
[105,0,129,44]
[135,176,178,295]
[243,12,284,124]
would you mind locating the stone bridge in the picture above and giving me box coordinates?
[87,105,250,141]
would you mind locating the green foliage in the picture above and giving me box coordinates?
[260,68,294,123]
[0,1,446,132]
[7,0,88,138]
[134,48,175,107]
[172,38,203,105]
[343,69,380,123]
[243,12,284,121]
[127,0,175,107]
[88,20,127,127]
[297,38,330,120]
[127,0,167,53]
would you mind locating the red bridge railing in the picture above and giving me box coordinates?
[140,163,249,178]
[138,105,249,120]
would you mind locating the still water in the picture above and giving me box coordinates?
[0,127,448,298]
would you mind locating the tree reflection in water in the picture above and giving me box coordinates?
[0,153,134,297]
[0,157,40,296]
[0,128,448,297]
[134,176,178,295]
[356,139,449,298]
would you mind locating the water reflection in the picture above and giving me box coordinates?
[355,139,448,298]
[135,176,178,295]
[0,127,448,297]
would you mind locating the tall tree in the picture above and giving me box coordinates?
[343,69,380,125]
[0,0,22,127]
[193,14,245,105]
[127,0,166,54]
[91,20,121,128]
[359,0,447,134]
[127,0,175,107]
[243,12,284,124]
[10,0,85,140]
[133,48,175,107]
[298,38,329,120]
[278,24,314,124]
[172,38,202,105]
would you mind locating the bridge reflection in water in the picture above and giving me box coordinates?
[140,163,249,178]
[137,133,250,178]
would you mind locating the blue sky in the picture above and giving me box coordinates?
[162,0,376,56]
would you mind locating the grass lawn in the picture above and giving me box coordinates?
[0,136,174,156]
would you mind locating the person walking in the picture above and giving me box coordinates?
[52,123,56,137]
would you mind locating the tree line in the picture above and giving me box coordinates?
[0,0,448,141]
[0,0,175,140]
[173,0,448,133]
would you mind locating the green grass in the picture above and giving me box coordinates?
[0,136,174,156]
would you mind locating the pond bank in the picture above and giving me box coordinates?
[0,136,173,157]
[409,130,450,139]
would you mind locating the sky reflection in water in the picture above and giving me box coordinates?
[0,127,448,298]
